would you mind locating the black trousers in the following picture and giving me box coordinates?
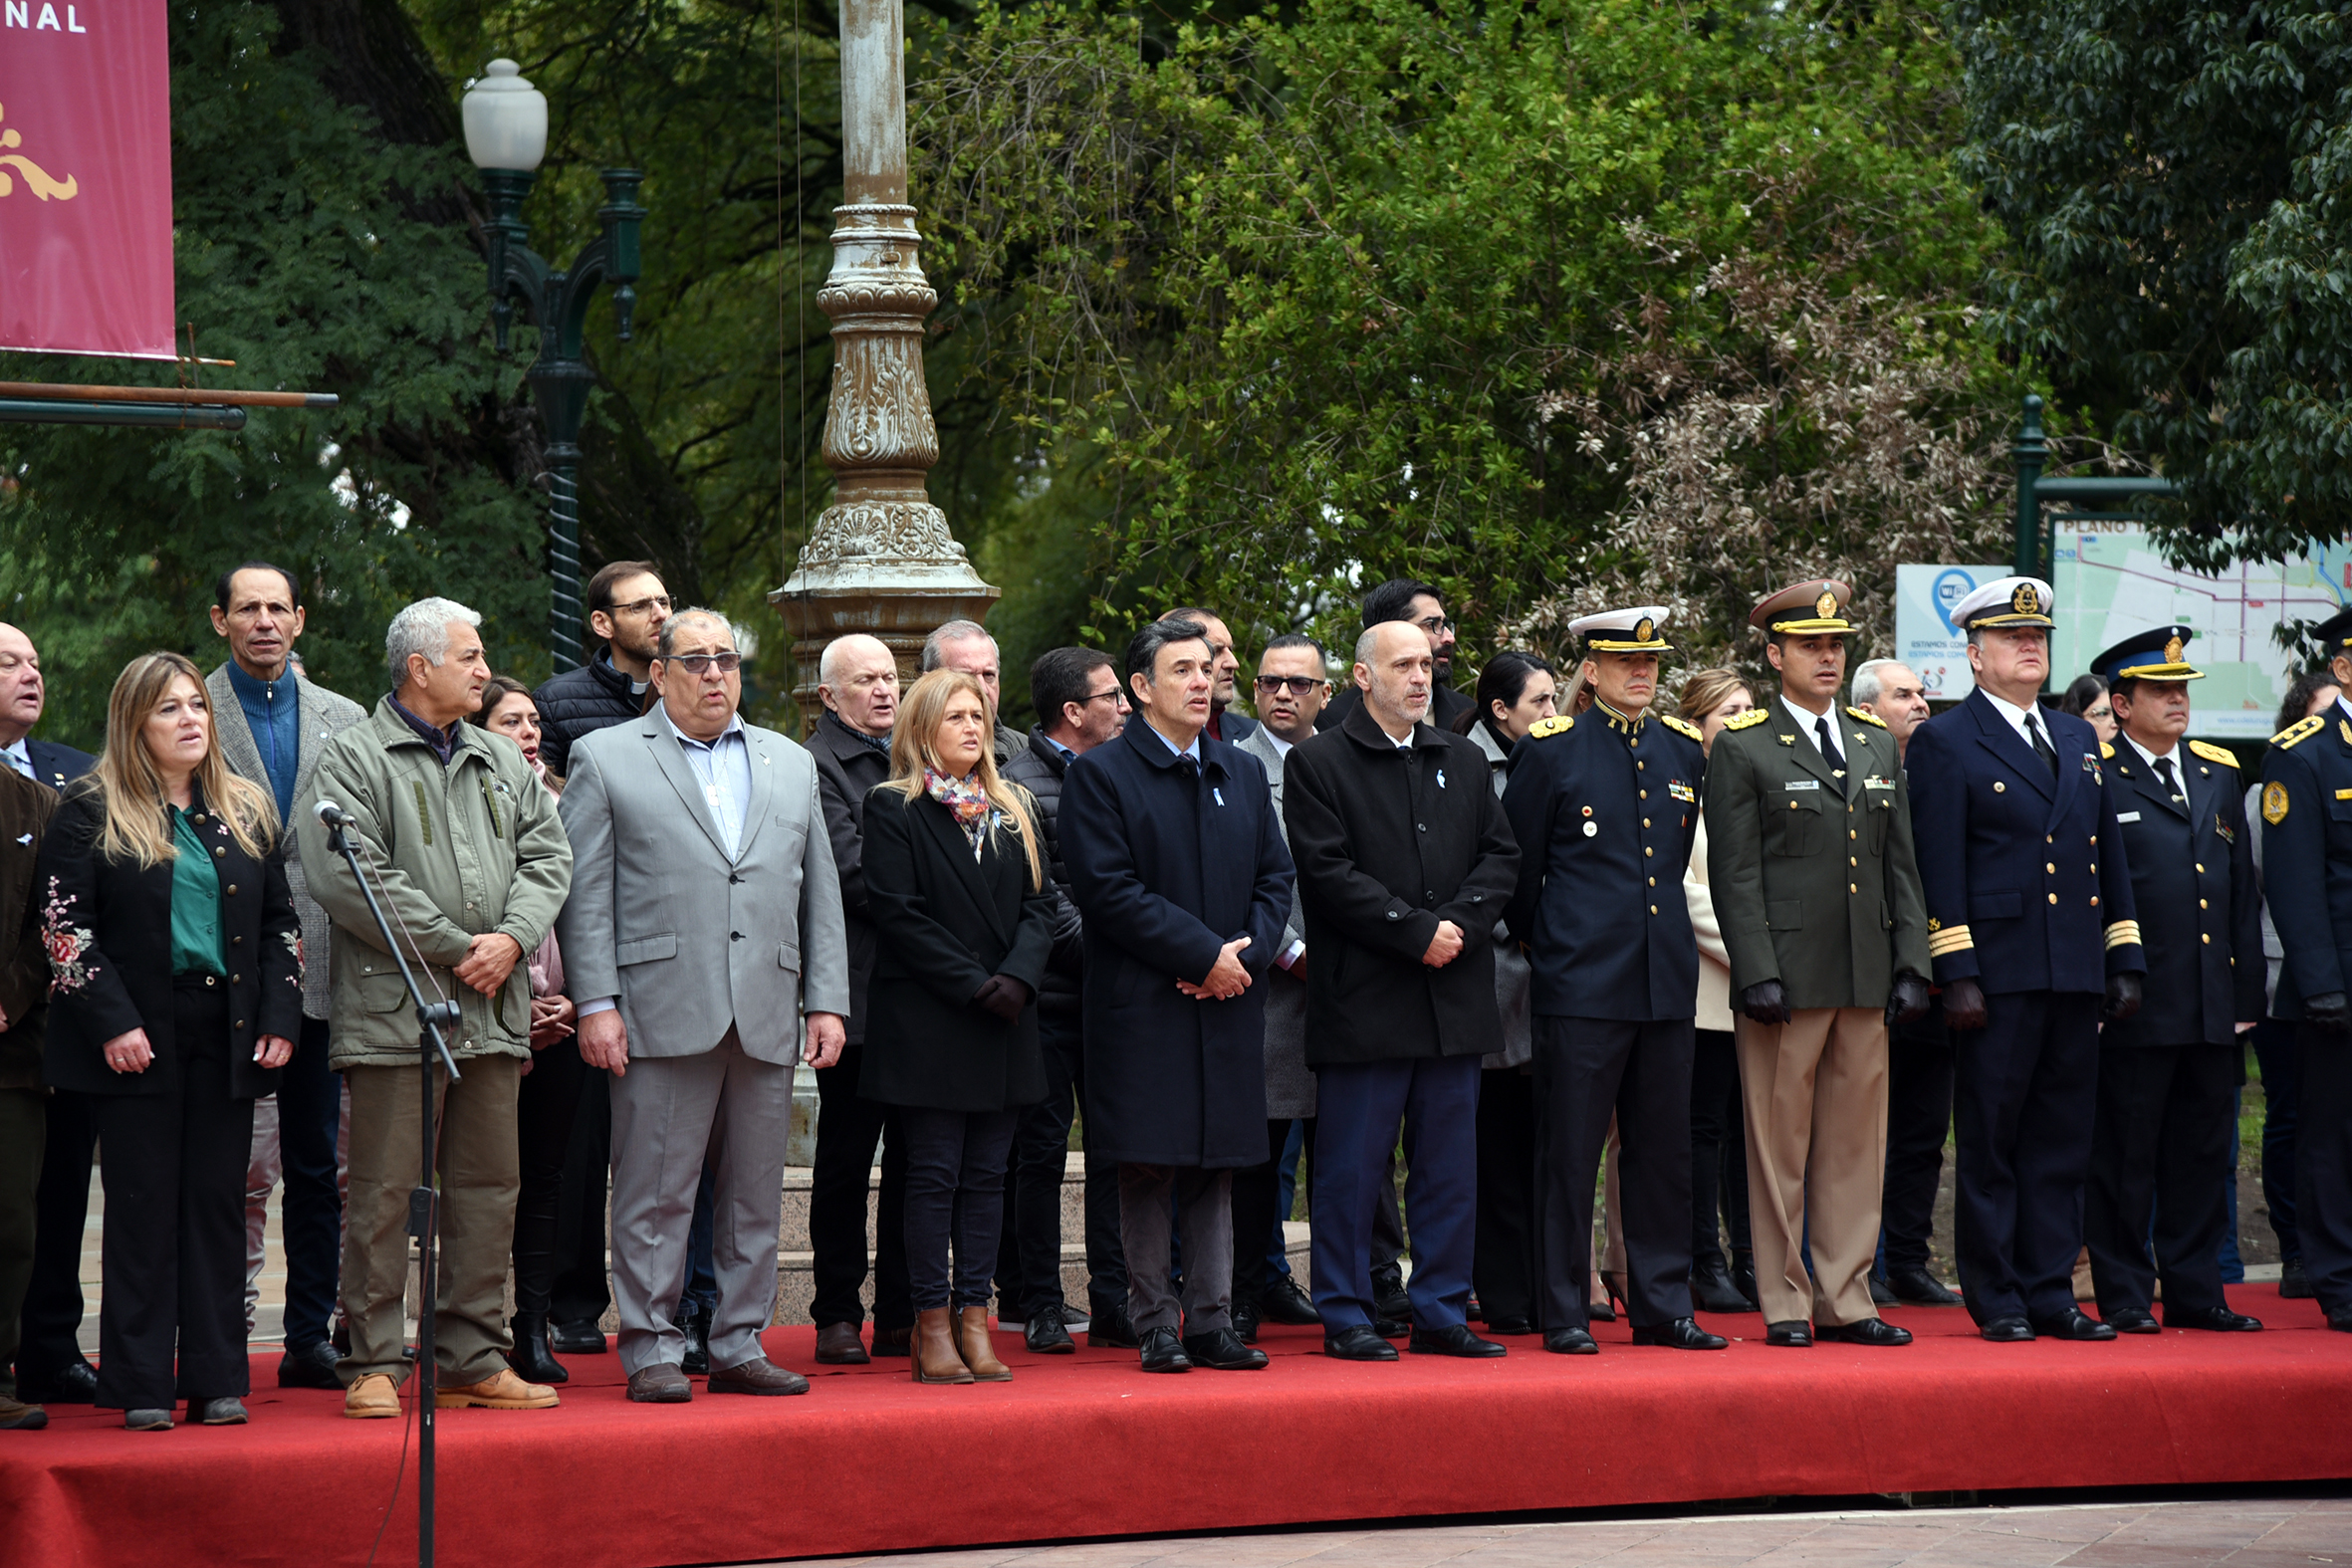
[277,1014,343,1350]
[1531,1014,1695,1330]
[1233,1114,1310,1307]
[998,1010,1125,1319]
[1473,1068,1537,1321]
[512,1033,588,1318]
[809,1043,911,1332]
[2298,1023,2352,1317]
[88,981,255,1411]
[2250,1018,2300,1263]
[899,1107,1018,1313]
[548,1067,613,1328]
[1881,1002,1955,1275]
[17,1087,97,1381]
[2084,1043,2236,1317]
[0,1085,43,1401]
[1953,990,2099,1325]
[1688,1028,1751,1267]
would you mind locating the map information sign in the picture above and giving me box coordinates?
[1895,564,2011,704]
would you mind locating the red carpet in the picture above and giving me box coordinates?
[4,1285,2346,1568]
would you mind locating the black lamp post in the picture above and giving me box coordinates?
[462,59,645,674]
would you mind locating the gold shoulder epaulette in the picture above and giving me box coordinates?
[2189,739,2239,768]
[1723,708,1771,732]
[1659,714,1702,742]
[1845,705,1887,729]
[2100,742,2115,760]
[1528,714,1573,740]
[2273,713,2324,749]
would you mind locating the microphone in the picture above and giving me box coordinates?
[314,799,356,830]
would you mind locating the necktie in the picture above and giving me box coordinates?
[2025,713,2059,778]
[2155,754,2183,804]
[1813,716,1844,773]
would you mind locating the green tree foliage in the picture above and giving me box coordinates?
[1954,0,2352,573]
[0,2,542,747]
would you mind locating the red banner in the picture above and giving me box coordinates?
[0,0,174,359]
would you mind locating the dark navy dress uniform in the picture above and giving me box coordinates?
[1503,697,1706,1333]
[1906,687,2144,1327]
[2256,688,2352,1328]
[2081,633,2264,1327]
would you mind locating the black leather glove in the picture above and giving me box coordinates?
[972,974,1033,1023]
[1885,973,1931,1028]
[2101,971,2143,1024]
[1738,980,1791,1026]
[1941,976,1988,1032]
[2305,991,2352,1033]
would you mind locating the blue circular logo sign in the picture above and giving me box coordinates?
[1933,569,1978,635]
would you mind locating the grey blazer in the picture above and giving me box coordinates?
[556,712,852,1064]
[205,661,366,1020]
[1236,725,1314,1118]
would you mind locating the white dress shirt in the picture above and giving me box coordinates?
[1979,688,2052,753]
[1780,693,1841,762]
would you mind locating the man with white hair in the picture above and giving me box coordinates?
[923,619,1030,766]
[297,597,575,1418]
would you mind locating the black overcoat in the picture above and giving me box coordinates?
[855,784,1057,1113]
[37,782,303,1098]
[1060,714,1294,1168]
[1283,704,1519,1065]
[808,710,891,1044]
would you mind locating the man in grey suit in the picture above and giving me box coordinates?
[206,560,365,1391]
[557,609,852,1403]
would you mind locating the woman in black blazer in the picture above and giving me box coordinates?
[860,669,1056,1385]
[38,652,303,1429]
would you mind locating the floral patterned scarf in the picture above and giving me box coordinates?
[922,768,995,860]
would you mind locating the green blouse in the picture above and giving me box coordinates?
[168,806,227,979]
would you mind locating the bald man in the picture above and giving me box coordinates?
[805,634,915,1361]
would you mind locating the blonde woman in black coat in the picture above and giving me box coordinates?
[858,670,1056,1384]
[37,652,302,1430]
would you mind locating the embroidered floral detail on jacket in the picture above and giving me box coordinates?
[40,876,98,995]
[281,929,304,986]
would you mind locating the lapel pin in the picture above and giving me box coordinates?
[1436,769,1447,788]
[1213,787,1226,806]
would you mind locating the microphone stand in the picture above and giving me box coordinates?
[324,813,462,1568]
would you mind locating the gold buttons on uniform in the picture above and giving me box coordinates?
[1642,817,1651,828]
[2200,898,2209,910]
[2048,893,2058,904]
[2092,896,2099,906]
[2203,933,2212,944]
[2045,863,2055,874]
[1849,857,1857,867]
[1639,789,1648,799]
[1647,876,1655,886]
[1644,846,1654,857]
[1849,883,1858,893]
[2195,863,2205,873]
[1649,905,1658,915]
[1995,782,2005,793]
[1849,829,1856,840]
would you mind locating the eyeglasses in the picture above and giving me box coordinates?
[1079,688,1125,706]
[1413,614,1455,636]
[667,651,743,674]
[609,595,673,617]
[1255,675,1325,697]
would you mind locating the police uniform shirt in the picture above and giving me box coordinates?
[2103,731,2262,1046]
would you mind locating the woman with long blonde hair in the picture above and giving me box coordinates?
[37,651,302,1430]
[858,669,1057,1384]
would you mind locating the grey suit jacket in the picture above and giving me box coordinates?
[206,661,366,1019]
[556,711,852,1064]
[1236,725,1313,1118]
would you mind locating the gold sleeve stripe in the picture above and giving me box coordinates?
[1927,926,1975,957]
[2104,920,2143,951]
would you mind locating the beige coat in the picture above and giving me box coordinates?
[1684,815,1734,1032]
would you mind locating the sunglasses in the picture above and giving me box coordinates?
[666,652,743,675]
[1255,675,1325,697]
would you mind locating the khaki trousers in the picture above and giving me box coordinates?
[342,1057,522,1387]
[1736,1007,1888,1327]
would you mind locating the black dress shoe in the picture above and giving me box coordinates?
[1816,1317,1913,1346]
[1259,1275,1320,1326]
[1693,1261,1755,1315]
[1731,1252,1761,1310]
[2166,1305,2263,1332]
[2104,1305,2160,1335]
[1087,1304,1141,1350]
[550,1319,608,1355]
[1764,1319,1812,1347]
[1886,1267,1965,1307]
[1371,1268,1412,1325]
[1025,1301,1076,1354]
[871,1322,913,1356]
[2281,1257,2316,1299]
[816,1322,872,1364]
[1630,1316,1728,1350]
[1980,1315,2035,1342]
[278,1339,346,1390]
[1183,1328,1269,1370]
[18,1361,97,1404]
[1586,1294,1615,1323]
[1372,1315,1409,1338]
[1409,1322,1507,1357]
[675,1304,712,1376]
[1231,1297,1263,1345]
[2029,1307,2116,1341]
[1138,1326,1192,1372]
[1484,1314,1535,1336]
[1868,1273,1899,1307]
[1324,1324,1400,1361]
[2329,1312,2352,1334]
[1543,1327,1598,1355]
[504,1313,569,1385]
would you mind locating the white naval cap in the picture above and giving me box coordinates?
[1567,605,1673,653]
[1950,575,2054,630]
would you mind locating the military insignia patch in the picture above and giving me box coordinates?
[1668,780,1696,802]
[1528,715,1574,739]
[2164,634,2185,665]
[2217,819,2235,844]
[2188,740,2238,769]
[1927,917,1942,932]
[2100,742,2116,760]
[1723,708,1770,731]
[1659,714,1702,742]
[2273,713,2324,749]
[2010,581,2037,615]
[2263,781,2291,824]
[1634,616,1656,643]
[1815,589,1837,619]
[1845,706,1887,728]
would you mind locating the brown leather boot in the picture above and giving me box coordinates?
[958,1306,1013,1382]
[912,1308,974,1385]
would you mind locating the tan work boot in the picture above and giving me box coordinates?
[0,1394,48,1431]
[957,1306,1012,1382]
[434,1367,559,1410]
[912,1306,974,1384]
[344,1373,401,1420]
